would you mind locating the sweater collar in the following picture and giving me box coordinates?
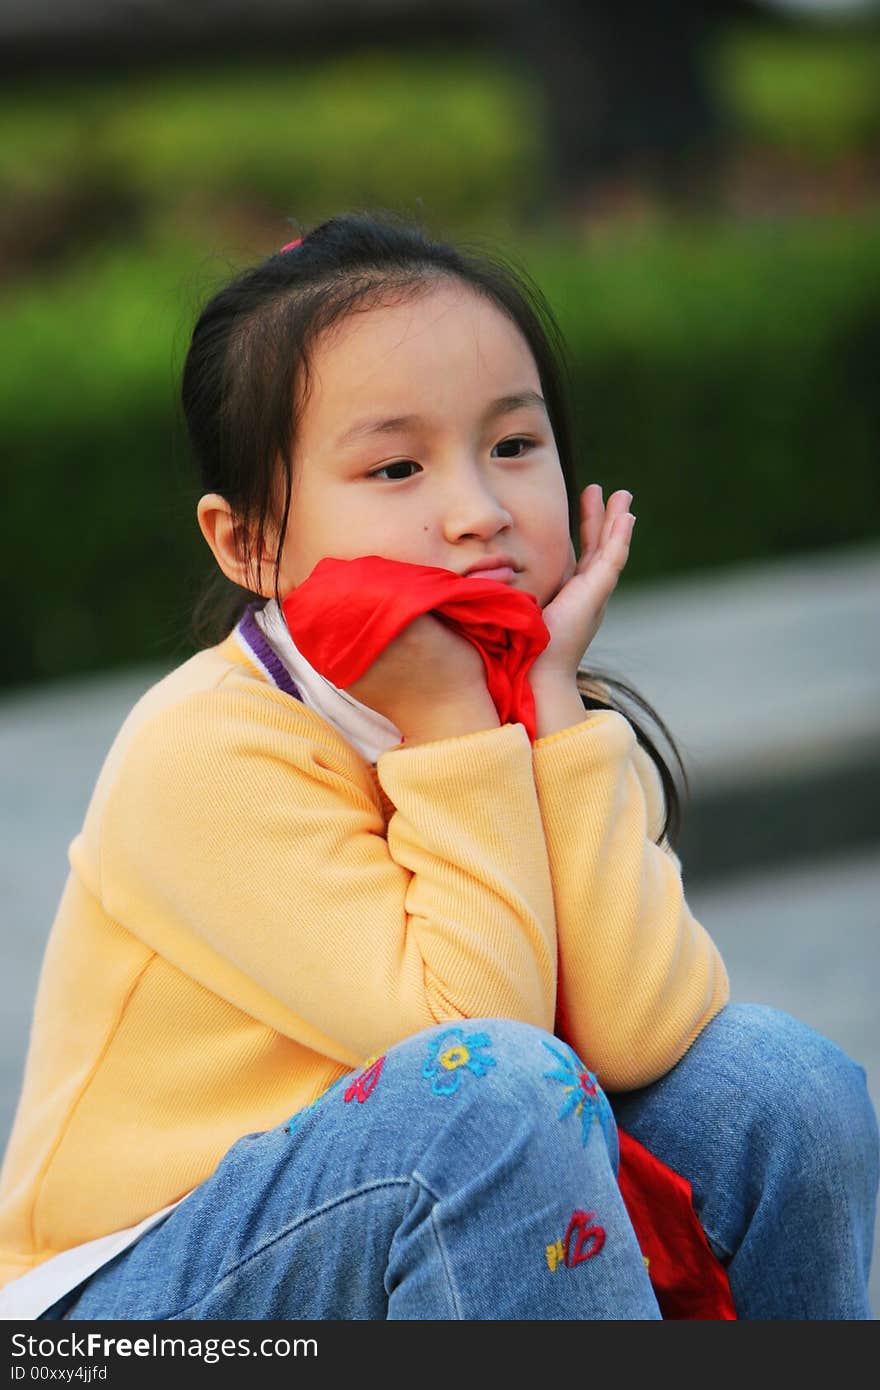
[233,600,403,764]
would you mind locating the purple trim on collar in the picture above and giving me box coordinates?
[237,603,303,701]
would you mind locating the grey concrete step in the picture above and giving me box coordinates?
[595,541,879,788]
[589,540,880,881]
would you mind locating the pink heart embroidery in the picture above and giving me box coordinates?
[344,1054,385,1104]
[563,1209,606,1266]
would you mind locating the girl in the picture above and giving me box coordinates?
[1,211,876,1321]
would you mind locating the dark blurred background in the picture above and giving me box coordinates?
[2,0,879,688]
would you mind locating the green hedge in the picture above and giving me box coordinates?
[711,24,880,159]
[4,27,879,224]
[528,216,880,576]
[0,52,541,237]
[3,215,879,690]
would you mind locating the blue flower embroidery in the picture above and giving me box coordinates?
[542,1039,615,1147]
[422,1028,497,1096]
[284,1072,348,1134]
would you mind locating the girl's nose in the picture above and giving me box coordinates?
[441,467,514,544]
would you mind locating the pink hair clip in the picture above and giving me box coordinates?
[279,237,304,252]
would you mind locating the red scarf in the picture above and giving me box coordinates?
[281,555,736,1318]
[282,555,550,741]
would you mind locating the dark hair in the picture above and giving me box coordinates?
[181,208,687,844]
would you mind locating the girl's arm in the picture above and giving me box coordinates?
[95,679,559,1067]
[525,485,728,1090]
[529,673,728,1092]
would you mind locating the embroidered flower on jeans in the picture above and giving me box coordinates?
[344,1053,386,1104]
[285,1098,319,1135]
[422,1027,496,1096]
[541,1039,614,1147]
[284,1072,347,1134]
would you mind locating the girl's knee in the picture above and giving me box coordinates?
[698,1004,879,1175]
[701,1003,866,1096]
[394,1016,618,1166]
[406,1015,591,1095]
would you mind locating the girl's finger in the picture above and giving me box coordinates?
[606,511,636,567]
[568,512,636,616]
[589,512,636,590]
[597,489,633,551]
[580,483,605,562]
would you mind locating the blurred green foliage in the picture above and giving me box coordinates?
[2,34,879,689]
[712,25,880,158]
[532,216,880,577]
[0,50,540,236]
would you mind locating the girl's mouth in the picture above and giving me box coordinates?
[463,565,516,583]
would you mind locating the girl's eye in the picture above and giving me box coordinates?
[367,460,421,481]
[493,437,532,459]
[367,439,533,479]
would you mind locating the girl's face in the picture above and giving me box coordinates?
[273,279,576,607]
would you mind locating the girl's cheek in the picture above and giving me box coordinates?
[560,540,577,585]
[541,543,577,606]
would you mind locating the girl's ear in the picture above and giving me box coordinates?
[196,494,275,597]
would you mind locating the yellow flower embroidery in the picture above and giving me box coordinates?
[438,1044,471,1071]
[422,1028,496,1096]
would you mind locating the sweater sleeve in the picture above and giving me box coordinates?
[97,682,558,1065]
[531,709,729,1092]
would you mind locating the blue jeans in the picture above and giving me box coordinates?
[45,1004,878,1320]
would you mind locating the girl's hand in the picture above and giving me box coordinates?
[530,484,636,685]
[343,612,497,740]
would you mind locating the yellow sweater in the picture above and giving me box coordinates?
[0,628,728,1287]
